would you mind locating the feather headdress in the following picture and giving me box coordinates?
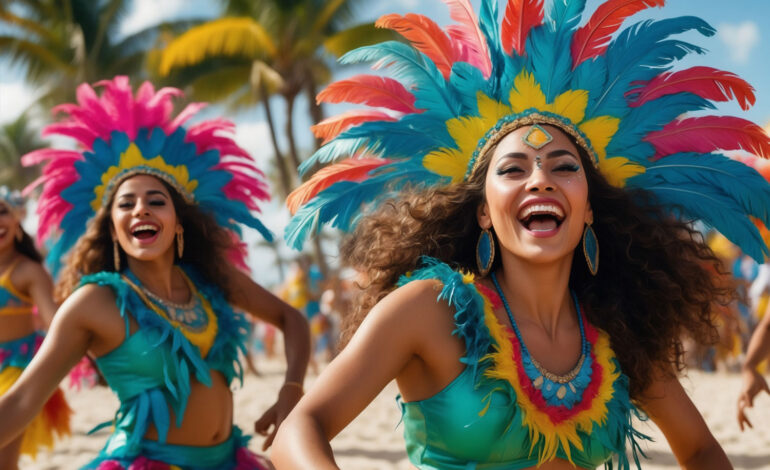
[286,0,770,262]
[23,76,272,273]
[0,186,25,214]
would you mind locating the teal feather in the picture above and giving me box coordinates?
[340,41,459,118]
[478,0,505,87]
[450,62,491,113]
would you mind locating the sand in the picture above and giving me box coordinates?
[19,360,770,469]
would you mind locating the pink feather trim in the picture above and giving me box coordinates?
[317,75,420,114]
[645,116,770,159]
[441,0,492,78]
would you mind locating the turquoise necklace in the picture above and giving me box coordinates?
[490,272,593,408]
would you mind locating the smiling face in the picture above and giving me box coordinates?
[0,201,21,252]
[110,174,181,265]
[478,124,592,267]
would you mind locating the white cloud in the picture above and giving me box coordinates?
[0,82,36,125]
[233,120,273,168]
[718,21,760,64]
[118,0,217,37]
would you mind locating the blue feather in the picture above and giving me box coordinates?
[449,62,491,114]
[478,0,505,88]
[340,41,459,118]
[570,56,607,112]
[592,16,715,117]
[608,93,715,161]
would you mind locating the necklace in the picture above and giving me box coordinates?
[490,272,591,406]
[124,270,210,332]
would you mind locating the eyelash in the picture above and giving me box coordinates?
[496,164,579,175]
[117,200,166,209]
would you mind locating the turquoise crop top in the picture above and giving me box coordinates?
[397,258,647,470]
[79,266,250,462]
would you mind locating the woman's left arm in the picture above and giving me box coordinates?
[20,261,58,327]
[226,266,311,449]
[640,371,732,469]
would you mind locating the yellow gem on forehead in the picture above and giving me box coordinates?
[522,124,553,149]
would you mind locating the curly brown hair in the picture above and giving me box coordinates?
[56,178,236,302]
[341,133,730,400]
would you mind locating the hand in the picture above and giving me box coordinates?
[254,382,304,450]
[737,367,770,431]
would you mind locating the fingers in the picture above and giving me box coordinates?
[262,427,277,451]
[254,406,276,437]
[737,395,754,431]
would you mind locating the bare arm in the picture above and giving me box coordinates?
[737,305,770,430]
[641,371,732,470]
[271,280,449,469]
[0,285,102,447]
[226,267,311,449]
[22,261,58,327]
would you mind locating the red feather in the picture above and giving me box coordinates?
[317,75,420,114]
[645,116,770,159]
[501,0,544,56]
[286,159,391,214]
[376,13,457,78]
[311,110,397,144]
[571,0,665,68]
[627,66,756,110]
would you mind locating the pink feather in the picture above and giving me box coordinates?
[286,158,391,214]
[571,0,665,68]
[311,110,397,144]
[166,102,207,134]
[501,0,544,56]
[41,123,99,149]
[627,66,756,110]
[317,75,420,114]
[376,13,457,78]
[645,116,770,159]
[441,0,492,78]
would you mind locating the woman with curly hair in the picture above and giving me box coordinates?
[273,1,770,469]
[0,187,70,469]
[0,77,310,469]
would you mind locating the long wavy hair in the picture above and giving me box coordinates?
[341,130,729,400]
[56,178,236,302]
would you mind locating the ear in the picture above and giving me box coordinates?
[585,202,594,225]
[477,199,492,230]
[176,223,184,234]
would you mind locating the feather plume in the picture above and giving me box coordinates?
[286,159,391,214]
[442,0,492,77]
[627,66,756,110]
[571,0,665,68]
[311,110,397,144]
[316,74,419,114]
[645,116,770,159]
[502,0,544,56]
[376,14,457,79]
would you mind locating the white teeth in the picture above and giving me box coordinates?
[0,228,6,236]
[519,203,565,220]
[132,224,158,233]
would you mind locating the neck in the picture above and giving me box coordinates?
[0,245,17,267]
[495,251,574,338]
[125,250,181,298]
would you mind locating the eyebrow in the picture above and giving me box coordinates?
[117,190,169,199]
[499,149,577,161]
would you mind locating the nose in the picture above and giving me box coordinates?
[132,198,151,216]
[524,165,554,192]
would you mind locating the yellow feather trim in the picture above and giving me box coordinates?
[423,148,468,182]
[549,90,589,125]
[510,72,548,114]
[598,157,647,187]
[578,116,620,160]
[480,297,620,465]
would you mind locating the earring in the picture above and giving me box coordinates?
[15,226,22,242]
[176,231,184,259]
[582,223,599,276]
[476,228,495,277]
[113,239,121,271]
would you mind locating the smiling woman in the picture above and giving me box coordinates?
[0,76,311,470]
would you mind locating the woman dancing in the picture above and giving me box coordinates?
[274,0,770,469]
[0,76,310,469]
[0,187,70,469]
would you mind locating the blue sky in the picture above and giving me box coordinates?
[1,0,769,284]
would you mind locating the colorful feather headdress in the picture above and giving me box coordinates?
[23,76,272,273]
[285,0,770,262]
[0,186,25,215]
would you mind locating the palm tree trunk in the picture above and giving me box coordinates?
[284,93,302,178]
[257,82,293,198]
[306,79,324,149]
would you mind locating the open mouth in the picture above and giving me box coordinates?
[518,203,565,232]
[131,223,159,241]
[0,228,7,239]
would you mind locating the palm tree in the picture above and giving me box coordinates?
[157,0,399,196]
[0,113,46,189]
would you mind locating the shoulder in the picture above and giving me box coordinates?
[11,256,50,286]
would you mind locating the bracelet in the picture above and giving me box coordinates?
[281,381,304,392]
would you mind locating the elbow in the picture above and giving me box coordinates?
[681,439,732,470]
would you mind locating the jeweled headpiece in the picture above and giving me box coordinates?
[0,186,25,215]
[23,76,272,273]
[285,0,770,261]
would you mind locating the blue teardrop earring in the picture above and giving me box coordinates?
[582,223,599,276]
[476,228,495,277]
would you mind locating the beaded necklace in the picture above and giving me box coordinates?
[490,272,592,408]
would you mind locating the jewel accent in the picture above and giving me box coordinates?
[533,375,544,389]
[556,385,567,400]
[522,123,553,149]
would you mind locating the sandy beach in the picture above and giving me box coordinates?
[19,359,770,470]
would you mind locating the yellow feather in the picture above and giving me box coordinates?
[423,148,468,182]
[549,90,589,124]
[598,157,646,187]
[578,116,620,160]
[510,71,547,114]
[476,92,513,123]
[159,18,277,76]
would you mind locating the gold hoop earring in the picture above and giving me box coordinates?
[113,239,121,271]
[176,231,184,259]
